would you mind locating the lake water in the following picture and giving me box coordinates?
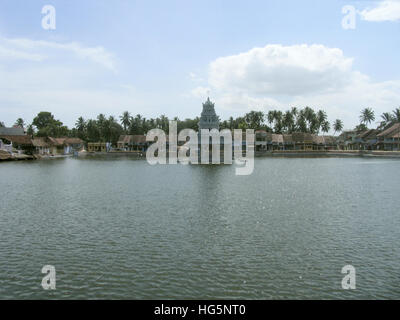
[0,157,400,299]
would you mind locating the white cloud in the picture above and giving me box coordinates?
[209,44,354,96]
[360,0,400,22]
[0,62,142,125]
[0,37,143,126]
[0,45,46,61]
[194,44,400,129]
[0,37,116,71]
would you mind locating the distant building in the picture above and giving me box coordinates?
[337,131,358,150]
[255,130,337,152]
[32,137,84,155]
[291,133,314,151]
[0,127,25,136]
[255,130,268,151]
[87,142,111,153]
[376,122,400,151]
[32,137,53,155]
[0,135,33,154]
[117,135,148,151]
[0,138,11,152]
[63,138,84,154]
[355,129,378,150]
[0,127,33,154]
[312,135,337,151]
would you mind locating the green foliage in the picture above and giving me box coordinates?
[244,111,265,129]
[14,105,400,144]
[27,124,35,136]
[32,112,69,137]
[393,108,400,122]
[360,108,375,125]
[120,111,131,132]
[26,106,387,145]
[378,112,394,129]
[32,112,57,130]
[321,121,330,134]
[15,118,25,128]
[355,123,368,132]
[333,119,344,135]
[72,115,123,144]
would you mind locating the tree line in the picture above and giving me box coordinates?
[2,107,400,144]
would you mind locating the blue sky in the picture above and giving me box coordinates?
[0,0,399,130]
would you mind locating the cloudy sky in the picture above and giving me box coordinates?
[0,0,399,130]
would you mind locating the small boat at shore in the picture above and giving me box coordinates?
[76,148,89,157]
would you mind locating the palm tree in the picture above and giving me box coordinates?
[27,124,34,136]
[15,118,24,128]
[296,112,307,133]
[333,119,343,135]
[75,117,86,131]
[393,108,400,122]
[266,110,284,133]
[273,111,283,133]
[86,119,100,142]
[360,108,375,126]
[267,110,275,126]
[303,107,318,133]
[321,121,330,134]
[106,116,123,144]
[148,118,155,130]
[283,110,294,133]
[75,117,86,140]
[317,110,327,126]
[244,111,265,129]
[228,116,234,130]
[120,111,131,132]
[142,117,149,133]
[159,114,168,132]
[379,112,394,129]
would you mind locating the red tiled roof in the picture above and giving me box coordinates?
[377,122,400,138]
[0,135,32,145]
[32,137,51,147]
[118,135,147,144]
[292,132,314,143]
[64,137,83,145]
[313,136,337,144]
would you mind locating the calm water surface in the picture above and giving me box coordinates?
[0,157,400,299]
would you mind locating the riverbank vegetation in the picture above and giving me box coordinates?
[2,107,400,145]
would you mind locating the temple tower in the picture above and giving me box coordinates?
[198,97,220,130]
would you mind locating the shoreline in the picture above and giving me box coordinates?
[255,150,400,158]
[2,150,400,162]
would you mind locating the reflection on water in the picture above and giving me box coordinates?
[0,157,400,299]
